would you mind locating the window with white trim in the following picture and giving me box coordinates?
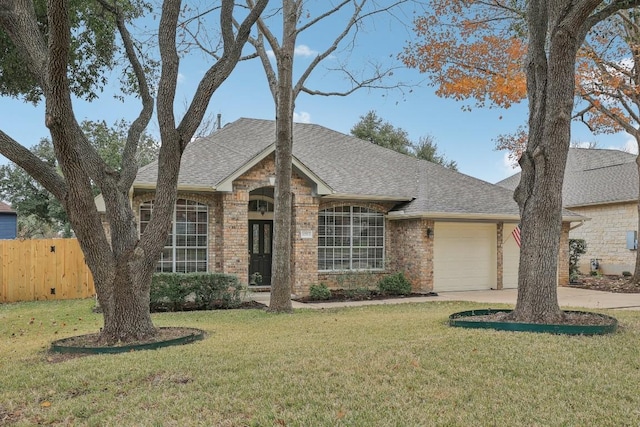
[318,206,384,271]
[139,199,208,273]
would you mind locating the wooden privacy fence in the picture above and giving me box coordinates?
[0,238,95,303]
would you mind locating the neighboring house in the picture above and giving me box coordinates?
[111,118,582,296]
[497,147,638,275]
[0,201,17,239]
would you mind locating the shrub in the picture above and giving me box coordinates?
[569,239,587,278]
[309,283,331,300]
[344,286,371,299]
[150,273,243,311]
[378,272,412,296]
[622,271,632,277]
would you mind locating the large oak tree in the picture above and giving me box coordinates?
[403,0,640,322]
[0,0,268,343]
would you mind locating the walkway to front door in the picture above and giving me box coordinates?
[249,220,272,286]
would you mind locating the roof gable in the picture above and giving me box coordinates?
[496,147,638,207]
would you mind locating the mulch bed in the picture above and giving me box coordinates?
[293,289,438,303]
[150,300,266,312]
[463,310,616,326]
[569,274,640,293]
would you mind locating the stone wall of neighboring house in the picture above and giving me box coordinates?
[568,202,638,275]
[388,217,434,292]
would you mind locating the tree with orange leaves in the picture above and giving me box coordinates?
[401,0,527,111]
[574,11,640,283]
[403,1,640,322]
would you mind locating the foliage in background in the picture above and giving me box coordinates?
[351,110,458,170]
[377,272,412,296]
[0,120,158,237]
[150,273,243,311]
[569,239,588,282]
[0,139,68,236]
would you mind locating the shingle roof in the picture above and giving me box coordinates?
[496,147,638,208]
[0,201,15,213]
[135,118,527,219]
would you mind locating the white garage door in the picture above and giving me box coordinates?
[502,224,521,289]
[433,223,496,292]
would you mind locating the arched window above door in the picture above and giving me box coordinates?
[248,198,274,216]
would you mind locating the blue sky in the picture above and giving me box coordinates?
[1,2,637,185]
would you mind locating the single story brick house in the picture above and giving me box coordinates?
[498,147,638,275]
[109,118,582,296]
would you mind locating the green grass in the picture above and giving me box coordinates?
[2,299,640,426]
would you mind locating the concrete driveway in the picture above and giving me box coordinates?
[251,287,640,310]
[436,287,640,310]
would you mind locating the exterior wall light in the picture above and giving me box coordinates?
[426,227,434,238]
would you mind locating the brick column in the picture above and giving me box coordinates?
[496,223,504,290]
[221,190,249,284]
[388,218,434,292]
[557,222,570,286]
[291,194,319,296]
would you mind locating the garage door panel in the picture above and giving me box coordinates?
[503,224,520,289]
[433,223,496,292]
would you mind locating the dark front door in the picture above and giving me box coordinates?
[249,220,272,286]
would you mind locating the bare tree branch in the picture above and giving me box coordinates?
[0,130,67,200]
[98,0,154,192]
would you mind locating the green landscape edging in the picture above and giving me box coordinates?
[449,309,617,335]
[50,327,205,354]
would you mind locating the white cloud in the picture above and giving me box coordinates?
[293,111,311,123]
[623,136,639,154]
[294,45,318,57]
[177,73,185,84]
[599,133,638,154]
[499,151,520,180]
[572,141,596,149]
[265,44,318,60]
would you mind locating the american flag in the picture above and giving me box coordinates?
[512,224,521,247]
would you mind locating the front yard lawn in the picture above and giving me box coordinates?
[1,299,639,426]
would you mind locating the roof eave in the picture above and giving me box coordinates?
[133,183,217,192]
[322,193,414,202]
[566,198,637,209]
[387,211,586,223]
[387,211,521,221]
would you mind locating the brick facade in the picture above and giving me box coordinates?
[388,218,434,292]
[124,156,574,296]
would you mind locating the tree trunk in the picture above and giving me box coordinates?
[269,2,297,313]
[98,267,155,344]
[511,2,584,323]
